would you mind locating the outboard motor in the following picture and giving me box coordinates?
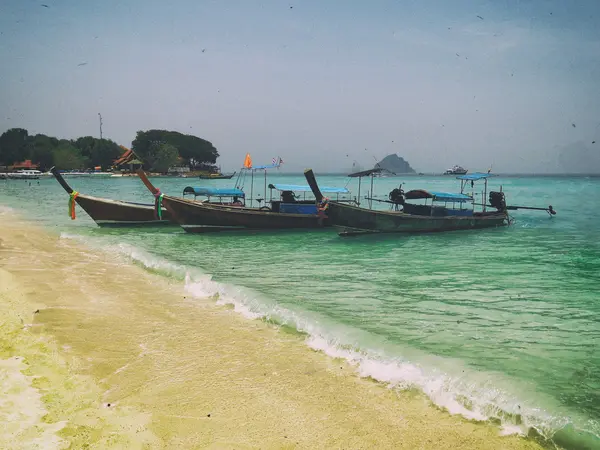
[388,187,405,205]
[281,190,296,203]
[489,191,506,211]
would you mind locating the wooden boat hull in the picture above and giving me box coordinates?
[161,195,327,233]
[51,167,173,227]
[326,202,508,235]
[74,194,173,227]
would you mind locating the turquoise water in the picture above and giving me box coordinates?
[1,173,599,449]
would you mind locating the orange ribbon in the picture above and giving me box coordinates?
[69,191,79,220]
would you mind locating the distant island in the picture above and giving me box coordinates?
[375,154,416,174]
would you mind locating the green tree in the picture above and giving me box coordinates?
[0,128,29,165]
[132,129,219,169]
[27,134,58,169]
[149,142,179,173]
[73,136,123,170]
[52,142,88,170]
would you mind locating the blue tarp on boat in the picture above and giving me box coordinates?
[268,183,349,194]
[456,172,493,181]
[429,191,473,202]
[183,187,245,197]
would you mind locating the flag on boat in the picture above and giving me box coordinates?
[243,153,252,168]
[271,156,284,166]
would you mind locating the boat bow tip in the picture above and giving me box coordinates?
[303,168,323,202]
[50,167,74,194]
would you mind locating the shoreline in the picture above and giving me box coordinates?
[0,212,543,449]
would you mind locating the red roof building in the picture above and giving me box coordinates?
[10,159,39,170]
[113,146,139,166]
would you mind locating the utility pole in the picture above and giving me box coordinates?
[98,113,103,139]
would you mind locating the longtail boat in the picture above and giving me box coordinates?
[304,169,555,236]
[198,171,237,179]
[136,169,351,233]
[51,167,174,226]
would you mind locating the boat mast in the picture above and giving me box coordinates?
[369,174,374,209]
[250,169,254,207]
[483,178,488,212]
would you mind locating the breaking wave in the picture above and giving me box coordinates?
[59,232,600,450]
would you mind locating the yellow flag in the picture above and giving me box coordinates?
[243,153,252,168]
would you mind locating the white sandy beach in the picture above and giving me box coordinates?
[0,212,544,449]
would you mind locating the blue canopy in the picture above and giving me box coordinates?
[429,191,472,202]
[456,172,493,181]
[183,187,245,197]
[405,189,472,202]
[268,183,349,194]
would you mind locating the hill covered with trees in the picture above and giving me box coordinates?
[375,154,416,174]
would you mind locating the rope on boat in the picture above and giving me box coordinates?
[154,190,164,220]
[68,191,79,220]
[317,197,330,217]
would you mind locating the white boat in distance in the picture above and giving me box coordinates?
[443,165,468,175]
[0,169,50,180]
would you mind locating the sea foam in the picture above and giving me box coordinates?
[58,232,599,449]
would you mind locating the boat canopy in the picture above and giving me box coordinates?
[456,172,493,181]
[268,183,349,194]
[405,189,472,203]
[348,167,384,178]
[183,187,245,197]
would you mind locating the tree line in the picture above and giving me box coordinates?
[0,128,219,172]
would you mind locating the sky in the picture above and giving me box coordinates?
[1,0,599,173]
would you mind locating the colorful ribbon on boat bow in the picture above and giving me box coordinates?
[154,190,164,220]
[68,191,79,220]
[317,197,330,213]
[317,197,329,225]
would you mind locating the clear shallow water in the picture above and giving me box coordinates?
[1,173,599,449]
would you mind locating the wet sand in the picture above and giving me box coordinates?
[0,213,543,449]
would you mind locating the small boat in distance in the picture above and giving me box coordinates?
[1,169,46,180]
[198,171,237,179]
[50,168,174,226]
[444,165,468,175]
